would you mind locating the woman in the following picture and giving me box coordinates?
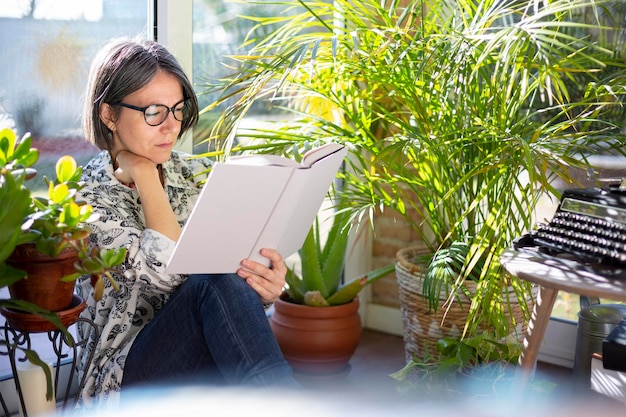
[76,37,297,409]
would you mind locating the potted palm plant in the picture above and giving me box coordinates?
[198,0,626,368]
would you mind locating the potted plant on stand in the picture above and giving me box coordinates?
[199,0,626,379]
[0,127,125,408]
[1,127,126,317]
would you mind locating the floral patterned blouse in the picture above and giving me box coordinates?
[75,150,212,410]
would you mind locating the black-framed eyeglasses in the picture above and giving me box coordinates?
[113,98,190,126]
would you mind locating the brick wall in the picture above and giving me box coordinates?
[364,0,426,308]
[370,205,425,308]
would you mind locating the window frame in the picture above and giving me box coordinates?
[154,0,194,153]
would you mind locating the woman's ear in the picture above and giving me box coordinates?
[99,103,117,131]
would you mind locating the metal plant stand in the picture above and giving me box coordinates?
[0,296,98,417]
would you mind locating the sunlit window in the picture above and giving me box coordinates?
[191,0,331,151]
[0,0,147,191]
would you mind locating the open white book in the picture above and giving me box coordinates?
[166,143,348,274]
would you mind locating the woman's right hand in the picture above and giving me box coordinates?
[112,150,182,242]
[113,150,159,187]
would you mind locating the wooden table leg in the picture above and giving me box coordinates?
[511,285,558,395]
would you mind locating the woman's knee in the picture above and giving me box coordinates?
[183,274,258,303]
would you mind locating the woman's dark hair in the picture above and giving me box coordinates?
[83,37,199,150]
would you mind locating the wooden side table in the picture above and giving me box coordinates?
[0,295,98,417]
[500,248,626,388]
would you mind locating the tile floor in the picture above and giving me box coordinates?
[300,328,615,404]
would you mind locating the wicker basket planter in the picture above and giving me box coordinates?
[395,245,533,363]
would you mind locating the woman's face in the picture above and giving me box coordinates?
[104,70,184,165]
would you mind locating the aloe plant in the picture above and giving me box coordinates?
[199,0,626,343]
[285,208,394,307]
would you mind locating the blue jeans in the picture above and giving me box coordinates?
[121,274,298,391]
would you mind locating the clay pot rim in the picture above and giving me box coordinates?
[275,293,360,318]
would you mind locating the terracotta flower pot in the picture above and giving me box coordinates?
[7,243,78,312]
[269,294,362,375]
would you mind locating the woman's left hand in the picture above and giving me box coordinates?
[237,248,287,304]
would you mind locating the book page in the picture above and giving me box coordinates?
[227,142,344,168]
[301,142,345,167]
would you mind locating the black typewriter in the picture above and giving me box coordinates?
[515,184,626,266]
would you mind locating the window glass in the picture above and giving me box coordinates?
[0,0,148,191]
[0,0,148,379]
[191,0,326,151]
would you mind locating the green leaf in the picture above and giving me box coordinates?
[13,134,39,167]
[285,268,305,302]
[50,183,70,203]
[457,342,476,366]
[0,264,27,287]
[21,150,40,168]
[327,263,395,305]
[78,204,93,221]
[55,155,78,183]
[319,213,350,293]
[436,338,459,357]
[22,351,54,401]
[0,175,31,262]
[35,237,57,256]
[60,201,81,227]
[298,225,328,298]
[0,127,16,161]
[60,272,82,282]
[77,258,102,273]
[102,247,126,267]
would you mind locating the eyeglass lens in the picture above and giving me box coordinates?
[144,101,190,126]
